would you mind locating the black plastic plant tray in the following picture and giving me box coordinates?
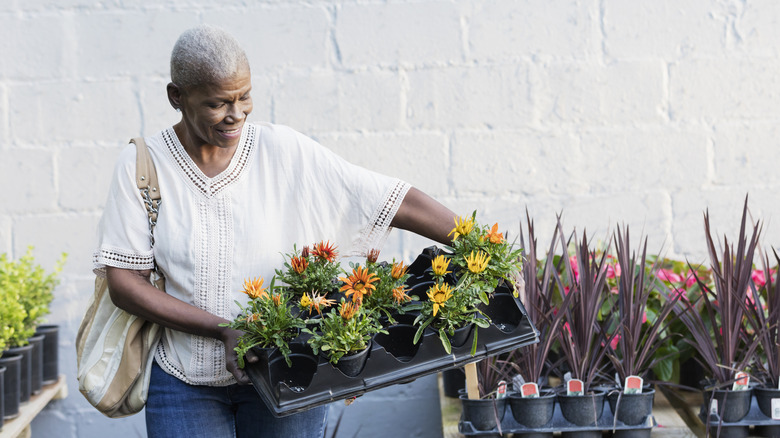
[701,393,780,433]
[246,247,540,417]
[459,397,657,437]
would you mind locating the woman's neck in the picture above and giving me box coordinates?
[174,123,237,178]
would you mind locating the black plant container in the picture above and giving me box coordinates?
[333,342,371,377]
[4,344,33,404]
[28,334,45,395]
[753,386,780,419]
[0,353,22,420]
[35,324,59,385]
[509,390,556,428]
[702,388,752,423]
[557,390,606,427]
[0,365,4,431]
[460,395,507,431]
[608,389,656,426]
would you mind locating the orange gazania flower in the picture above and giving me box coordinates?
[291,255,308,274]
[465,251,490,274]
[242,277,268,300]
[271,293,283,306]
[246,313,260,323]
[339,266,380,304]
[431,255,451,277]
[485,223,504,244]
[340,301,360,320]
[390,261,408,280]
[302,292,336,315]
[427,283,453,317]
[448,215,474,240]
[392,286,411,304]
[312,240,338,262]
[366,248,381,264]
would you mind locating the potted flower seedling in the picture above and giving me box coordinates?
[672,199,762,436]
[459,355,515,433]
[351,249,414,326]
[606,226,682,427]
[552,224,616,427]
[222,277,306,368]
[275,241,342,299]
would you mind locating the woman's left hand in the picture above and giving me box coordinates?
[221,326,259,385]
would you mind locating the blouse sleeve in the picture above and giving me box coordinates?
[274,126,411,256]
[92,143,155,277]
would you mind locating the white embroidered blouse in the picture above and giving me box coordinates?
[93,122,411,386]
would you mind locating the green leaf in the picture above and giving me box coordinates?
[439,327,452,354]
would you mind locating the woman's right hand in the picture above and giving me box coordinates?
[220,326,259,385]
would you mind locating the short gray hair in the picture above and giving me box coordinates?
[170,25,249,90]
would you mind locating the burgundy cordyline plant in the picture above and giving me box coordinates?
[608,225,682,385]
[507,212,573,387]
[672,198,763,388]
[552,222,616,394]
[751,248,780,388]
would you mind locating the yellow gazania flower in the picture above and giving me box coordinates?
[242,277,268,300]
[312,240,338,262]
[431,255,451,276]
[339,266,380,304]
[485,223,504,244]
[427,283,453,317]
[291,255,308,274]
[340,301,360,320]
[465,251,491,274]
[392,286,411,304]
[302,291,336,315]
[448,215,474,240]
[391,261,408,280]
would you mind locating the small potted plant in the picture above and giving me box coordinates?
[0,270,27,419]
[275,241,342,299]
[413,213,523,355]
[672,199,762,435]
[359,249,414,326]
[606,226,682,427]
[222,277,306,368]
[552,225,616,427]
[303,298,386,377]
[751,249,780,431]
[460,355,515,433]
[507,214,571,430]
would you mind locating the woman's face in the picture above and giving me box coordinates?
[172,67,253,150]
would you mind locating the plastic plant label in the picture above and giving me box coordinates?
[732,371,749,391]
[521,382,539,398]
[496,380,507,399]
[710,399,718,416]
[512,373,525,392]
[624,375,643,394]
[772,398,780,420]
[567,379,583,396]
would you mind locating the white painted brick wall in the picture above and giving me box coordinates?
[2,1,780,437]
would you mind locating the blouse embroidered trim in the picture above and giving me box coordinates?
[161,125,256,198]
[92,246,155,276]
[354,180,411,256]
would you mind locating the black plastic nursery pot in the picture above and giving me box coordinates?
[459,395,507,431]
[509,390,556,428]
[34,324,59,385]
[245,248,539,417]
[608,388,656,426]
[28,334,45,395]
[0,365,4,431]
[4,344,33,404]
[702,388,752,423]
[0,353,21,420]
[754,386,780,420]
[557,390,606,427]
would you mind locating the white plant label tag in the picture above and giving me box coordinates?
[772,398,780,420]
[710,399,718,416]
[521,382,539,398]
[496,380,507,399]
[732,372,749,391]
[567,379,584,396]
[625,375,643,394]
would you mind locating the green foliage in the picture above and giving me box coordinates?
[0,247,66,349]
[274,243,341,298]
[221,286,306,368]
[304,300,386,364]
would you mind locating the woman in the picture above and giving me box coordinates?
[93,25,456,438]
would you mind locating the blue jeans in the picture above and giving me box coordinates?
[146,361,328,438]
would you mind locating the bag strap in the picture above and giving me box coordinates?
[130,137,161,246]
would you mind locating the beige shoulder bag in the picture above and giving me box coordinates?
[76,137,164,418]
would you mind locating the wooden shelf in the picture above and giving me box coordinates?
[1,376,67,438]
